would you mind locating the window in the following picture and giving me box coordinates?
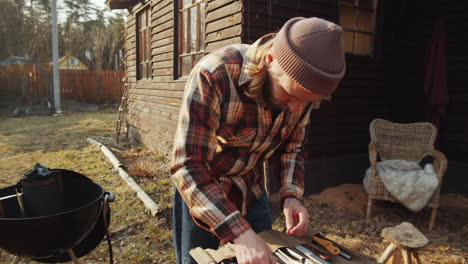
[137,6,151,80]
[339,0,377,55]
[177,0,206,78]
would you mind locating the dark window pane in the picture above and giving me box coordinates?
[146,62,152,78]
[340,6,357,29]
[178,0,206,77]
[137,6,151,79]
[358,10,374,32]
[194,53,204,66]
[183,10,189,54]
[355,33,372,54]
[340,0,376,55]
[341,0,355,5]
[199,3,205,51]
[343,31,354,53]
[178,10,184,54]
[147,28,152,60]
[142,62,146,79]
[181,56,192,76]
[358,0,374,9]
[190,7,197,52]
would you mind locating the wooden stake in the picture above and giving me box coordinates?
[87,138,159,216]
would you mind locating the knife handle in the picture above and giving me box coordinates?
[312,236,340,255]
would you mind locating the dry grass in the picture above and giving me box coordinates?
[0,106,466,264]
[0,106,175,264]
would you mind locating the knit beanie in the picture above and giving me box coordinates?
[272,17,346,96]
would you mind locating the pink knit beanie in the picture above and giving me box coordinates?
[272,17,346,95]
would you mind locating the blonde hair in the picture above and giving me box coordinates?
[244,33,276,103]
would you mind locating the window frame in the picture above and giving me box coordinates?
[136,5,152,80]
[175,0,207,79]
[339,0,378,56]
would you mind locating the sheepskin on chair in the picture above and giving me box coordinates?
[364,159,439,212]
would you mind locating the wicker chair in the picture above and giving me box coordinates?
[366,119,447,231]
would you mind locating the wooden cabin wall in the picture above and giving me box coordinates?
[124,0,245,154]
[385,0,468,161]
[242,0,391,194]
[440,1,468,163]
[243,0,389,159]
[442,1,468,195]
[242,0,336,44]
[205,0,243,53]
[384,0,468,194]
[124,0,183,155]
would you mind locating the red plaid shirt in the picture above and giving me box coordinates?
[170,44,313,243]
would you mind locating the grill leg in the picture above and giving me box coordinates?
[67,249,82,264]
[11,256,20,264]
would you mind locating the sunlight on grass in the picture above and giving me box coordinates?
[0,108,176,264]
[0,110,116,175]
[0,109,117,158]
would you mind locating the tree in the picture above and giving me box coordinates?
[0,0,127,69]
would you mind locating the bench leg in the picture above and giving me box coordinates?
[402,249,412,264]
[413,251,423,264]
[379,243,397,263]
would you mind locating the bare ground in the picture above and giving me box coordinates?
[0,108,466,264]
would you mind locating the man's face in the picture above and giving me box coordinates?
[265,57,325,112]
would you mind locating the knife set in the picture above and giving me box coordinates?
[189,228,379,264]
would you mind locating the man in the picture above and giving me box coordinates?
[171,17,346,264]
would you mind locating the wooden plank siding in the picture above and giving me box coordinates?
[306,59,388,158]
[241,0,389,158]
[123,0,391,157]
[205,0,243,53]
[118,0,467,193]
[123,0,245,154]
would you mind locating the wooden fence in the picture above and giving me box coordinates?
[0,64,125,104]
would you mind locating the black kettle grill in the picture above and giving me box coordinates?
[0,164,115,264]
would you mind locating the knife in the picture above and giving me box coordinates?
[294,245,330,264]
[300,244,331,260]
[275,249,302,264]
[312,236,352,260]
[283,247,317,264]
[273,253,287,264]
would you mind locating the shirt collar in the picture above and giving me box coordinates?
[238,44,254,87]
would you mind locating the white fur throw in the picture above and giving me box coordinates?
[363,159,439,212]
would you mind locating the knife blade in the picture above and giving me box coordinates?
[273,253,287,264]
[275,249,302,264]
[284,247,310,263]
[301,244,331,260]
[294,245,330,264]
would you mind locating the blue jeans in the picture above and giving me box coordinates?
[172,188,273,264]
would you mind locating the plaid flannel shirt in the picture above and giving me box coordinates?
[170,44,314,243]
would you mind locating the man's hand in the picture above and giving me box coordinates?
[233,228,275,264]
[283,197,309,237]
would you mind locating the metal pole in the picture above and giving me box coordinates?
[50,0,61,115]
